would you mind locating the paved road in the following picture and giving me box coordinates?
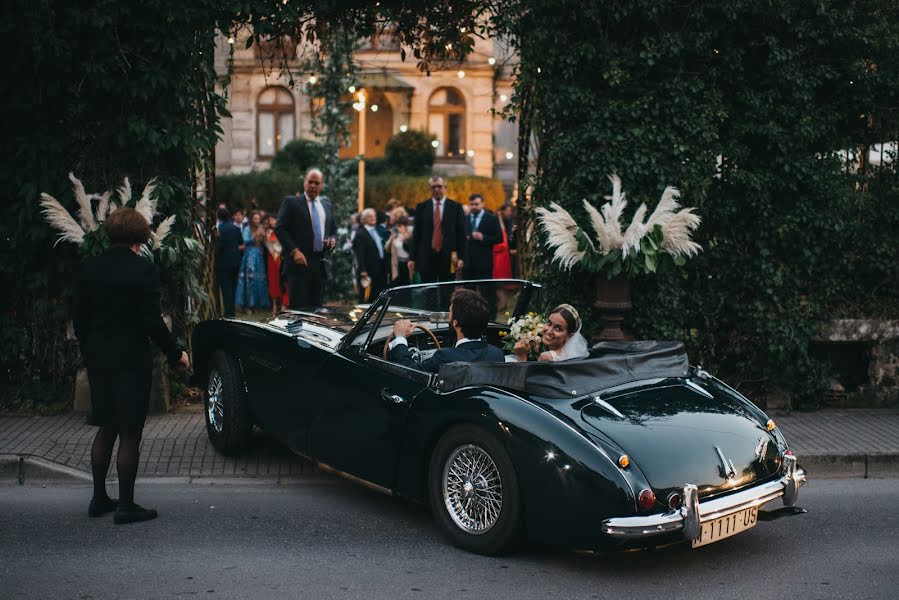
[1,478,896,600]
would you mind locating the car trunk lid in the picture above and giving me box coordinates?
[580,380,782,499]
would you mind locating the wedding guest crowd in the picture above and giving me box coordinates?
[215,170,521,313]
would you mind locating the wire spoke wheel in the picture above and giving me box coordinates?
[442,444,503,535]
[206,369,224,434]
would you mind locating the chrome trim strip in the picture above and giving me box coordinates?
[592,397,625,419]
[290,449,394,497]
[685,379,714,399]
[600,466,807,540]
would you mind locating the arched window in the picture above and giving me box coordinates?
[257,86,295,158]
[428,87,466,159]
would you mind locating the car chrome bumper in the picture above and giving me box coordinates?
[601,454,807,540]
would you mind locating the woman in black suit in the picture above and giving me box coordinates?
[74,208,189,524]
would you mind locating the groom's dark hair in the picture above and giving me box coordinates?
[450,289,490,339]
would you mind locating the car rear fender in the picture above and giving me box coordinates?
[397,387,644,547]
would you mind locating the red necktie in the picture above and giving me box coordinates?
[432,201,443,252]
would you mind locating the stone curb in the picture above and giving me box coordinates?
[3,452,898,484]
[0,455,92,484]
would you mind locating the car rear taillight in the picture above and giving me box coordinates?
[667,492,682,510]
[638,489,656,512]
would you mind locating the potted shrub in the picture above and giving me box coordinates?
[536,175,702,341]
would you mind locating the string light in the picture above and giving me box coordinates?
[466,149,475,157]
[370,104,379,112]
[399,124,408,132]
[457,70,465,78]
[499,94,508,102]
[505,151,514,160]
[537,67,542,74]
[488,57,496,65]
[445,43,453,50]
[460,27,467,33]
[228,36,235,45]
[431,140,440,148]
[308,75,317,84]
[348,85,356,93]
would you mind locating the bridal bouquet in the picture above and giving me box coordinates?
[500,312,545,359]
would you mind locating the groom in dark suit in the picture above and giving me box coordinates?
[275,169,337,308]
[408,176,466,283]
[388,289,504,373]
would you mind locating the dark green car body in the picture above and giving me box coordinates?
[192,280,802,550]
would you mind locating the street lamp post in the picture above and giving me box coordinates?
[355,91,367,213]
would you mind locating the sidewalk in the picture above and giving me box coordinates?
[1,410,898,483]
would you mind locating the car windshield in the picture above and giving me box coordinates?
[344,279,539,350]
[384,279,535,324]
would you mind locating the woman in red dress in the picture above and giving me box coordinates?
[493,210,514,314]
[264,215,289,314]
[493,211,513,279]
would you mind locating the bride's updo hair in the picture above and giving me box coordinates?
[549,304,581,335]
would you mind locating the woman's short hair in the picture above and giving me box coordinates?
[450,288,490,339]
[105,208,151,246]
[395,215,410,227]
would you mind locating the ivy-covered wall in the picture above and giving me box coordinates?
[503,1,899,407]
[1,0,229,408]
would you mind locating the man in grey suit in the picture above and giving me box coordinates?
[275,169,337,308]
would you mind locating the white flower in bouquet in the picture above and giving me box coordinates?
[502,312,546,357]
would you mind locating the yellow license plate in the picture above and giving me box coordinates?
[692,506,758,548]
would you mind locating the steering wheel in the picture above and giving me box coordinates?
[383,323,442,360]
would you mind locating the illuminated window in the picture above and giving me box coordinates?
[256,86,295,159]
[428,87,466,159]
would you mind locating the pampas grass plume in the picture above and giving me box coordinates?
[39,193,85,246]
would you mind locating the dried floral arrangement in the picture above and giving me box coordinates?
[536,175,702,278]
[39,173,176,258]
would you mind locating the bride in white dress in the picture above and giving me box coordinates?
[510,304,589,362]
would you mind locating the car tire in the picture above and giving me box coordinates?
[204,350,252,455]
[428,424,521,555]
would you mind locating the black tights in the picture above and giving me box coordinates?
[91,425,143,505]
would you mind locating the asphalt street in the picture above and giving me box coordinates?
[1,478,896,600]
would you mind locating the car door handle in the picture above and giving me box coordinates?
[380,388,406,405]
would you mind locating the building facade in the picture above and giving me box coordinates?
[214,31,519,189]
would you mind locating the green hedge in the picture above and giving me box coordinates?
[366,174,507,212]
[215,169,303,215]
[506,0,899,410]
[216,170,509,216]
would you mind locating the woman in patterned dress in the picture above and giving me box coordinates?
[235,210,271,313]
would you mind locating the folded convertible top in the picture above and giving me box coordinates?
[436,341,689,399]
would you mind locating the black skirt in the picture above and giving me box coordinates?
[87,367,152,430]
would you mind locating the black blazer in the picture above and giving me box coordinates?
[215,221,243,270]
[352,227,387,281]
[274,193,337,258]
[410,198,467,271]
[389,340,505,374]
[74,247,181,370]
[465,210,501,275]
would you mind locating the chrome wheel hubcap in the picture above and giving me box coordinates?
[207,370,224,434]
[443,444,503,535]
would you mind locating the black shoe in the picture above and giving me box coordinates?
[114,503,158,525]
[88,496,118,518]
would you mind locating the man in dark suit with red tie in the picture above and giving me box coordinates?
[408,176,466,283]
[274,169,337,308]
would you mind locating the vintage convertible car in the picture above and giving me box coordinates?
[192,279,807,554]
